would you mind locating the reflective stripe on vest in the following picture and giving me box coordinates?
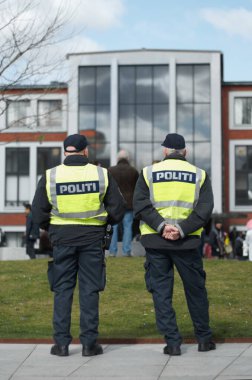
[141,160,205,236]
[46,164,108,225]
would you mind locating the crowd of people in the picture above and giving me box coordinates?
[201,221,249,260]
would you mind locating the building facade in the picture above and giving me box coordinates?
[0,83,67,247]
[222,82,252,230]
[67,49,223,211]
[4,49,249,249]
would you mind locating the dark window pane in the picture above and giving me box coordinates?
[6,148,29,175]
[194,104,210,141]
[5,148,30,207]
[235,97,252,125]
[7,100,30,128]
[119,65,169,168]
[119,105,135,141]
[96,67,110,104]
[38,100,62,129]
[37,148,61,176]
[176,65,193,103]
[136,66,152,104]
[6,149,18,174]
[18,150,29,174]
[154,66,169,103]
[177,104,193,140]
[79,105,95,130]
[235,172,249,205]
[79,67,95,104]
[95,143,110,168]
[235,146,247,170]
[119,67,135,104]
[153,104,169,142]
[96,105,110,141]
[185,142,194,164]
[153,142,163,163]
[136,143,152,169]
[136,105,152,141]
[195,142,211,174]
[248,146,252,170]
[194,65,210,103]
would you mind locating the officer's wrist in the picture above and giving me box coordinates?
[174,223,184,239]
[157,221,166,235]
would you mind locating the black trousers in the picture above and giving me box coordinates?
[145,248,212,346]
[49,240,106,347]
[26,240,36,259]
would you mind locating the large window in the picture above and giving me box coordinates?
[7,100,31,128]
[235,145,252,206]
[119,65,169,169]
[176,65,211,174]
[78,66,110,167]
[38,100,62,129]
[5,148,30,207]
[37,147,61,182]
[234,97,252,126]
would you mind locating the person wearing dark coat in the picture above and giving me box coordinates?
[133,133,215,356]
[209,221,226,259]
[24,203,40,259]
[32,134,126,357]
[108,150,139,256]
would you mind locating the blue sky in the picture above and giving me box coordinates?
[65,0,252,82]
[3,0,252,83]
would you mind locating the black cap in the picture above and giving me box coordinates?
[161,133,185,149]
[64,134,89,152]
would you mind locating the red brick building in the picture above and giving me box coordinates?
[0,83,68,247]
[222,82,252,232]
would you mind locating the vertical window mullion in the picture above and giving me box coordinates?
[17,149,20,206]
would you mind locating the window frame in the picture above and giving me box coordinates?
[1,142,64,212]
[118,64,170,168]
[229,91,252,130]
[37,99,63,129]
[229,139,252,211]
[0,93,67,132]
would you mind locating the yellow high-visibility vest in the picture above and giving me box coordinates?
[140,159,206,236]
[46,163,108,226]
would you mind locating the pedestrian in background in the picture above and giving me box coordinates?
[32,134,126,357]
[133,133,215,356]
[108,149,139,257]
[245,228,252,261]
[0,228,7,247]
[24,203,40,259]
[209,220,226,259]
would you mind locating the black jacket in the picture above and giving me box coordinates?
[32,155,126,246]
[108,158,139,210]
[133,154,214,250]
[26,212,40,242]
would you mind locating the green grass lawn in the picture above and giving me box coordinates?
[0,257,251,340]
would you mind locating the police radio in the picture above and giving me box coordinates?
[103,224,113,250]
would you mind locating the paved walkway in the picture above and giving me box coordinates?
[1,343,252,380]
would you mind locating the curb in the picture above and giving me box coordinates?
[1,337,252,344]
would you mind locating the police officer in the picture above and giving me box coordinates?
[32,134,126,357]
[133,133,215,356]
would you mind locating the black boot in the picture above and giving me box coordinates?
[50,344,69,356]
[198,341,216,352]
[163,345,181,355]
[82,343,103,357]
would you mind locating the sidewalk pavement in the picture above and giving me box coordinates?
[1,343,252,380]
